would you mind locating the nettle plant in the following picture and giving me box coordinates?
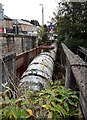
[0,81,79,120]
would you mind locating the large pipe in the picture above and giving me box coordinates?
[19,43,57,91]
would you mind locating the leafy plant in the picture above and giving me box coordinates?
[38,24,49,45]
[0,81,79,120]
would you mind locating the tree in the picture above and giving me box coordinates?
[30,20,40,26]
[38,24,49,45]
[52,2,87,49]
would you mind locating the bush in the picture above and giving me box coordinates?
[0,81,79,120]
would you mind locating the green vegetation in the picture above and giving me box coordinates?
[38,24,49,45]
[52,2,87,50]
[0,81,79,120]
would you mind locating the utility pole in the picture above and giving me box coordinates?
[0,3,4,32]
[39,4,44,25]
[0,3,4,91]
[0,4,4,21]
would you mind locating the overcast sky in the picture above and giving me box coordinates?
[0,0,59,25]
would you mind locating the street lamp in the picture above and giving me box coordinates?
[39,4,44,25]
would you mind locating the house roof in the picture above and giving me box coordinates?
[4,15,12,20]
[13,19,35,26]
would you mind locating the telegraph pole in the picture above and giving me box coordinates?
[0,3,4,31]
[39,4,44,25]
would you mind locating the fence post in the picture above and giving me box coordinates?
[36,47,38,55]
[21,37,24,52]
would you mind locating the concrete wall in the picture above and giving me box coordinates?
[0,33,38,93]
[61,43,87,120]
[0,53,16,92]
[1,33,37,56]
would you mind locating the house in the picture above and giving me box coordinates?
[13,19,38,35]
[0,15,13,33]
